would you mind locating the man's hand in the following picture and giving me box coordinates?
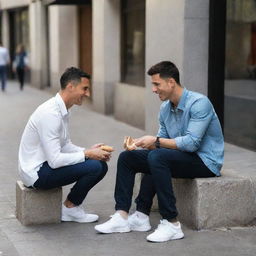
[84,148,111,162]
[90,143,104,149]
[134,135,156,149]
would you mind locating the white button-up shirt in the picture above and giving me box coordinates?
[18,93,85,187]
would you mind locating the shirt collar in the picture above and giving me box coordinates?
[55,93,69,117]
[170,87,187,111]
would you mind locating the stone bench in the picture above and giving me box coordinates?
[152,173,256,230]
[16,180,62,225]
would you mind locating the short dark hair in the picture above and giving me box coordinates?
[60,67,91,90]
[147,61,180,84]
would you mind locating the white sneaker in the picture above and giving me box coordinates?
[128,212,151,231]
[146,219,184,242]
[94,212,131,233]
[61,205,99,223]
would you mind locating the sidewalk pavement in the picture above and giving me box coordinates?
[0,81,256,256]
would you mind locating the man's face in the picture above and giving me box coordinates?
[71,77,90,106]
[151,74,175,101]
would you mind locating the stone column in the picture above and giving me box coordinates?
[1,10,10,49]
[92,0,120,114]
[29,1,49,89]
[183,0,210,95]
[48,5,78,92]
[145,0,185,134]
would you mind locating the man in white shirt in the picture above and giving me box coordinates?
[19,67,111,223]
[0,41,10,92]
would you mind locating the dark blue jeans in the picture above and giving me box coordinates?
[16,67,25,90]
[34,160,108,205]
[0,65,7,91]
[114,149,215,220]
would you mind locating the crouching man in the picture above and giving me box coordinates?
[19,67,111,223]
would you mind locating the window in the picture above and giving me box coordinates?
[224,0,256,150]
[121,0,145,86]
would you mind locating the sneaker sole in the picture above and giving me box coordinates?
[130,225,151,232]
[62,216,99,223]
[95,226,131,234]
[147,233,184,243]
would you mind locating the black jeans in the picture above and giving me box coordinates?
[16,67,25,90]
[0,65,7,91]
[34,160,108,205]
[114,149,215,220]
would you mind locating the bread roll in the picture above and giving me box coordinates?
[100,145,114,152]
[123,136,137,151]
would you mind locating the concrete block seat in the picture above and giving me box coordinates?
[16,180,62,225]
[152,170,256,230]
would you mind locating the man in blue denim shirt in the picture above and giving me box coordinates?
[95,61,224,242]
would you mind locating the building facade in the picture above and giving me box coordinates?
[1,0,255,151]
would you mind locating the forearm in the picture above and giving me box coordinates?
[62,141,85,153]
[158,137,178,149]
[48,151,85,169]
[135,135,177,150]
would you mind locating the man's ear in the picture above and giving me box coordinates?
[168,78,175,87]
[66,82,74,91]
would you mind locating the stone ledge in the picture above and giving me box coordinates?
[16,180,62,225]
[152,174,256,230]
[174,175,256,229]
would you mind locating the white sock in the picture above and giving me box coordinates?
[136,211,149,219]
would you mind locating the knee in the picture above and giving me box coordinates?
[118,150,132,163]
[118,149,141,162]
[100,161,108,176]
[147,150,164,164]
[90,160,108,179]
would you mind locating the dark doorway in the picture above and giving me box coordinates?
[78,5,92,76]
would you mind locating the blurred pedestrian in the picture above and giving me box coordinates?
[13,44,29,90]
[0,41,10,92]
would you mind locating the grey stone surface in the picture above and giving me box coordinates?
[173,175,256,229]
[92,0,121,115]
[184,0,209,19]
[183,18,209,95]
[146,0,185,135]
[114,83,145,129]
[16,181,62,225]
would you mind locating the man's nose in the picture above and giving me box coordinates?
[85,90,90,97]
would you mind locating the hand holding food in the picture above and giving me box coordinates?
[100,145,114,152]
[123,136,137,151]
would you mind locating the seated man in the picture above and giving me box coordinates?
[95,61,224,242]
[18,67,111,223]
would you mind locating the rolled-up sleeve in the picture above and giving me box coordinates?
[157,112,169,138]
[37,113,85,169]
[174,98,214,152]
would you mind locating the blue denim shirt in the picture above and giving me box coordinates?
[157,88,224,176]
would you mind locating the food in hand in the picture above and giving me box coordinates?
[100,145,114,152]
[123,136,137,151]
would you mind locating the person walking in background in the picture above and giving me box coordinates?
[13,44,29,90]
[0,41,10,92]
